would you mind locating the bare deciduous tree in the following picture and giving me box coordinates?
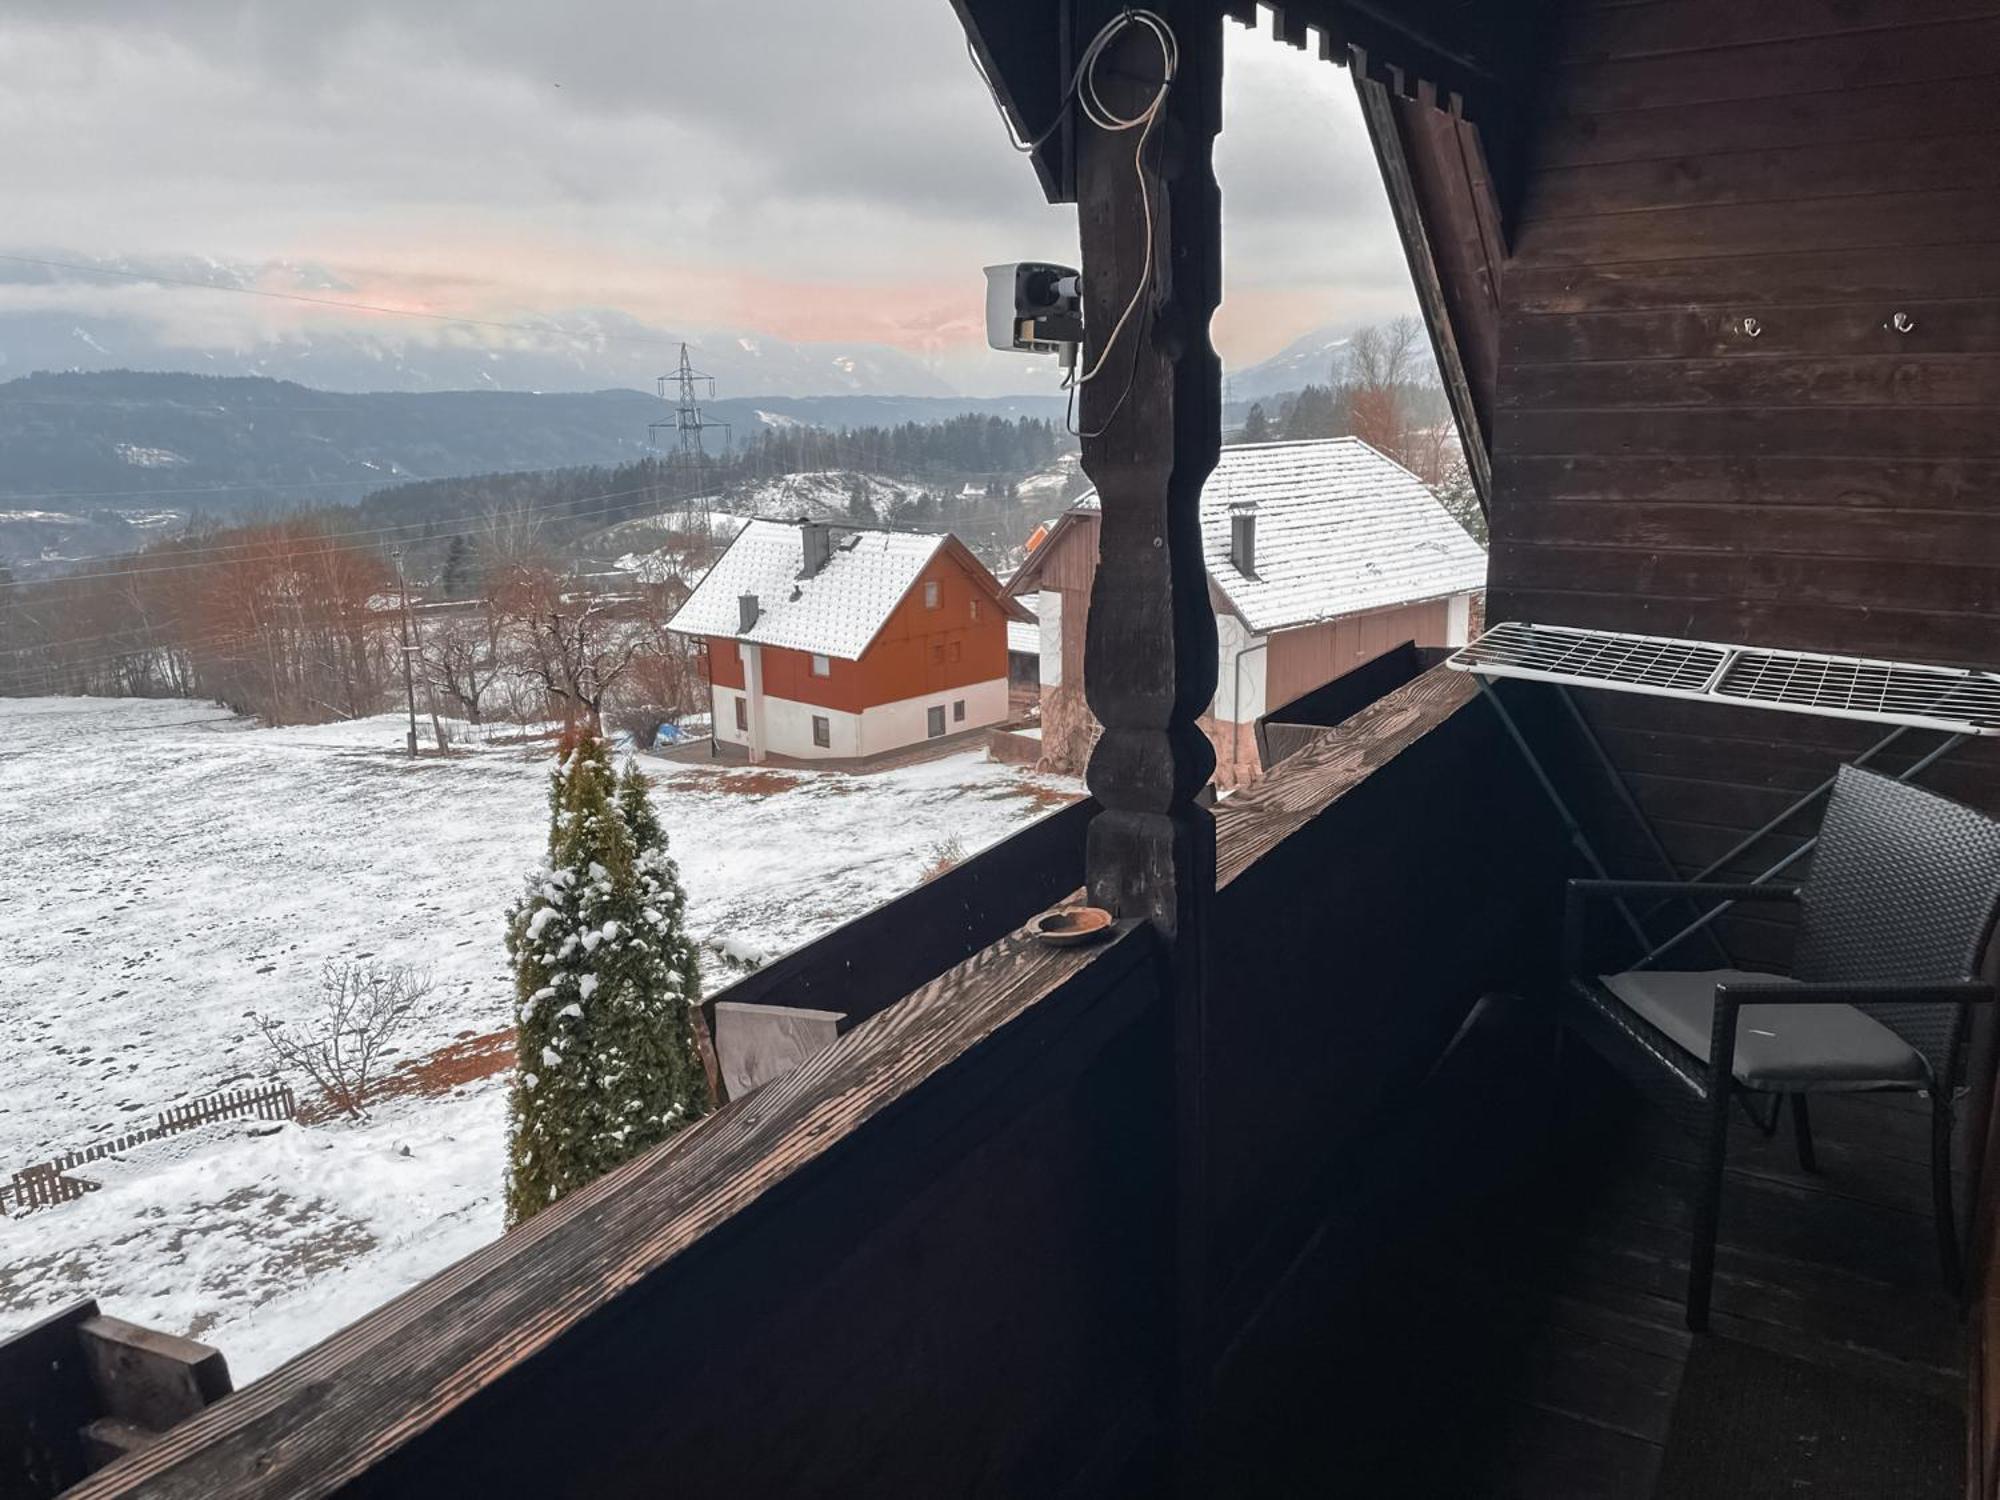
[253,960,432,1119]
[520,589,646,731]
[422,608,507,725]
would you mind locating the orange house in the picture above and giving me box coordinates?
[667,519,1034,763]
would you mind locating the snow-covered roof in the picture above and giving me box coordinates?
[668,519,1028,660]
[1039,437,1484,634]
[1006,592,1040,655]
[1007,622,1039,655]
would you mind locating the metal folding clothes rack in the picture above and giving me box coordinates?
[1447,621,2000,974]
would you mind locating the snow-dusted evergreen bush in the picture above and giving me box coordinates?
[504,732,710,1225]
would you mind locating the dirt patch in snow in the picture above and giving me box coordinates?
[670,768,806,798]
[1013,783,1079,812]
[385,1029,517,1098]
[296,1028,518,1123]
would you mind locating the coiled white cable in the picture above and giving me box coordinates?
[1071,10,1176,386]
[967,9,1180,389]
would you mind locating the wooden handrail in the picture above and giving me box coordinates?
[69,919,1153,1499]
[1217,665,1480,887]
[703,795,1094,1035]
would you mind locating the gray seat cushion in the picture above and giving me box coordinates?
[1598,968,1928,1091]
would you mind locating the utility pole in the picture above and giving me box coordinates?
[391,547,418,758]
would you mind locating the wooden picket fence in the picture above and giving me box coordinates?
[1,1082,297,1216]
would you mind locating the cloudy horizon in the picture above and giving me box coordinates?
[1,2,1417,398]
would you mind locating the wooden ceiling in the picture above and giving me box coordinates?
[948,0,1560,204]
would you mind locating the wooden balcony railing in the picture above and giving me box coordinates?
[68,663,1566,1498]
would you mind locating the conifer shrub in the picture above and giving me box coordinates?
[504,731,710,1225]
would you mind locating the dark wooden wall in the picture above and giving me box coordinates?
[1200,668,1568,1388]
[1486,0,2000,935]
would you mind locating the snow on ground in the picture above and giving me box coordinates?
[729,470,930,519]
[0,696,1078,1378]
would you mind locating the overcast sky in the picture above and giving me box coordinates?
[1,1,1416,395]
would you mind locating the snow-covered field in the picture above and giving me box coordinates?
[0,696,1076,1378]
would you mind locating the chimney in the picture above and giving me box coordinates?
[738,593,760,633]
[799,520,833,580]
[1229,501,1258,578]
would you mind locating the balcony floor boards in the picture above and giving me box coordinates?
[1211,1006,1965,1497]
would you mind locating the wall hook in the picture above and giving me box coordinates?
[1890,311,1916,334]
[1739,316,1762,338]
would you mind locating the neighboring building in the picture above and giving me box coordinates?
[1006,593,1042,699]
[1007,437,1486,785]
[667,518,1033,763]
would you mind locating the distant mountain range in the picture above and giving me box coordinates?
[0,252,962,399]
[3,253,1405,410]
[0,370,1069,575]
[1228,322,1362,405]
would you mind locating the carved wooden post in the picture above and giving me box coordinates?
[1077,3,1220,933]
[1073,0,1222,1463]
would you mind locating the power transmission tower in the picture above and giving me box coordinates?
[649,343,731,459]
[648,343,731,563]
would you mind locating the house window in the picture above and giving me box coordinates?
[927,706,946,738]
[953,699,966,722]
[948,641,962,663]
[812,715,830,748]
[930,643,945,664]
[970,599,981,622]
[733,697,748,732]
[923,580,940,610]
[811,653,830,677]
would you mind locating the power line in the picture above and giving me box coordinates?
[0,253,697,352]
[15,625,267,674]
[3,494,722,659]
[0,475,412,504]
[1,477,679,584]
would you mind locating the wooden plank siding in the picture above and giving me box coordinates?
[1484,0,2000,946]
[1201,667,1570,1372]
[1263,597,1451,709]
[702,547,1010,712]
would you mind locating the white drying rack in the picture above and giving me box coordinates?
[1447,621,2000,737]
[1444,621,1999,971]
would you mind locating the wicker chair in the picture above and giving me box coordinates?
[1562,764,2000,1331]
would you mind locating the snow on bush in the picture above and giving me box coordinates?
[504,734,710,1223]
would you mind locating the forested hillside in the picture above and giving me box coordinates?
[0,372,1070,575]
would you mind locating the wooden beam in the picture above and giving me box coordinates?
[946,0,1074,201]
[76,1316,231,1437]
[1074,0,1221,928]
[1355,72,1495,516]
[78,1420,156,1474]
[1071,0,1222,1472]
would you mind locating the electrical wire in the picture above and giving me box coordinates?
[0,478,684,591]
[1068,10,1176,388]
[19,625,275,675]
[966,9,1178,438]
[0,475,423,505]
[5,406,1069,594]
